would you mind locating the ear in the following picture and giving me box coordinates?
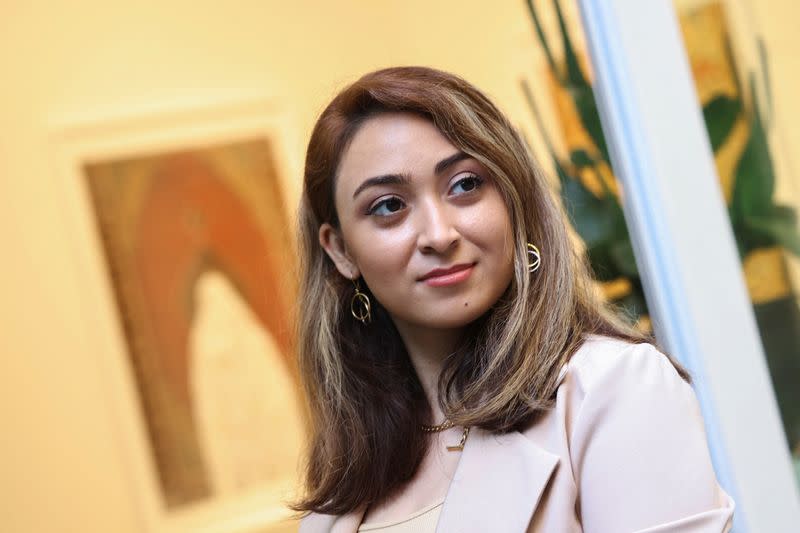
[319,222,360,280]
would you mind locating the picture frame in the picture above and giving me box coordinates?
[49,97,306,533]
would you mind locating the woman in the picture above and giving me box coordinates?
[291,66,734,532]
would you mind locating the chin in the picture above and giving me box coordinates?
[416,303,491,329]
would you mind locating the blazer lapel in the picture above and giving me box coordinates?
[434,426,560,533]
[303,428,559,533]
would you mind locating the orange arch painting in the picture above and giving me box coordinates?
[84,138,302,508]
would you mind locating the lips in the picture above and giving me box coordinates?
[419,263,475,287]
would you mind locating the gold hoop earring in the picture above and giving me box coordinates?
[527,243,541,273]
[350,278,372,324]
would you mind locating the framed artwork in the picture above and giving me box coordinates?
[51,100,305,533]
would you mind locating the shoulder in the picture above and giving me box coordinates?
[547,332,702,451]
[553,333,713,479]
[544,341,734,531]
[560,333,689,397]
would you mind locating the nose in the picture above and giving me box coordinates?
[415,197,460,254]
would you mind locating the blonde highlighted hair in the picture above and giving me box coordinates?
[290,66,689,516]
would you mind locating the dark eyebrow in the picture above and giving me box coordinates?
[352,151,474,199]
[352,173,411,200]
[434,151,472,175]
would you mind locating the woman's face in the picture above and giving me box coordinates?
[319,111,515,332]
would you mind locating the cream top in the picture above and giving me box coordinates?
[356,499,445,532]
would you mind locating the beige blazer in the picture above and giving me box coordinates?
[299,334,735,532]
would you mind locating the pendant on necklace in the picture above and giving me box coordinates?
[446,426,470,452]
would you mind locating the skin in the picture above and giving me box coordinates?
[319,111,515,521]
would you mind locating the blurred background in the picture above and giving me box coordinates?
[1,1,797,532]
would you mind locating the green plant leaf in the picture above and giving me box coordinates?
[732,229,748,260]
[745,205,800,256]
[521,1,642,292]
[525,0,559,79]
[554,0,584,87]
[753,297,800,448]
[702,95,741,152]
[556,157,618,249]
[569,148,619,200]
[730,75,776,223]
[558,158,637,284]
[609,239,639,277]
[572,85,610,163]
[554,0,611,162]
[586,244,618,281]
[570,148,594,169]
[523,0,611,166]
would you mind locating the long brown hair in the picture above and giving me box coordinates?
[290,66,690,516]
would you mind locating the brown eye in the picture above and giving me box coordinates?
[368,196,405,216]
[449,173,483,195]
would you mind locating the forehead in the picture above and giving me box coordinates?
[335,112,458,195]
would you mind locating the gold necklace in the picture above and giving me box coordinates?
[420,420,470,452]
[420,419,455,432]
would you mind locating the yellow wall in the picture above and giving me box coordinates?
[0,1,796,532]
[0,2,545,532]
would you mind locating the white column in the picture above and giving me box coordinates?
[575,0,800,531]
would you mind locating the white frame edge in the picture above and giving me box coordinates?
[575,0,800,531]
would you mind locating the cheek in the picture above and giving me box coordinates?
[354,244,414,314]
[347,225,415,280]
[465,197,515,261]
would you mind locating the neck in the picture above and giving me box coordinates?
[393,319,465,425]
